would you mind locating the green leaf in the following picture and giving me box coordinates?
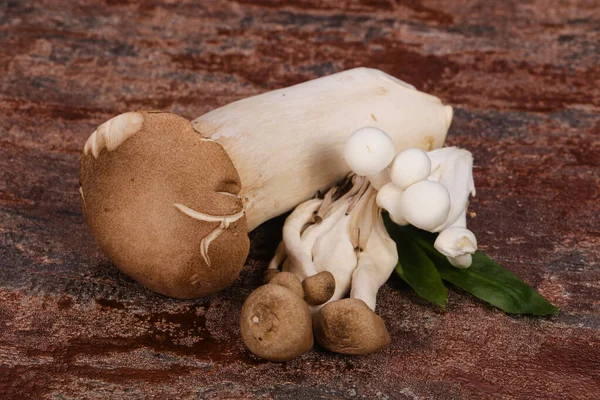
[400,224,559,316]
[384,216,447,308]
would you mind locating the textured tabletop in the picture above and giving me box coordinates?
[1,1,599,399]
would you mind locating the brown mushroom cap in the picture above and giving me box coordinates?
[262,269,280,285]
[269,272,304,298]
[313,298,390,355]
[240,284,313,362]
[80,111,250,299]
[302,271,336,306]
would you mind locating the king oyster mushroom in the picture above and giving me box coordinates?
[80,68,453,298]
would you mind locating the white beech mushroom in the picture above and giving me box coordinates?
[398,180,451,231]
[389,148,431,190]
[343,127,395,189]
[270,141,478,357]
[427,147,478,267]
[377,146,479,267]
[81,68,453,298]
[434,227,478,268]
[376,182,408,225]
[427,147,476,232]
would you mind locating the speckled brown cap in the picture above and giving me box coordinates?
[80,111,249,298]
[303,271,335,305]
[269,272,304,299]
[313,298,391,355]
[240,284,313,362]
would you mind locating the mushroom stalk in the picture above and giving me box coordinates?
[193,67,453,231]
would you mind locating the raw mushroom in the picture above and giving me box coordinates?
[379,146,479,268]
[262,268,280,284]
[398,180,451,231]
[313,298,391,355]
[269,272,305,298]
[80,111,249,298]
[428,147,478,267]
[427,147,476,232]
[389,148,431,190]
[240,283,313,362]
[343,127,395,189]
[303,271,336,306]
[81,68,453,298]
[197,68,453,231]
[349,200,399,311]
[434,227,478,268]
[376,182,408,225]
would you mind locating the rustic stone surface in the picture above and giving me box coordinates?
[1,1,599,399]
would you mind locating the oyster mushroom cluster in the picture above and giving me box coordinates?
[241,127,477,360]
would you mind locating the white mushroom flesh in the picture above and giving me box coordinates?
[194,68,453,231]
[434,226,477,268]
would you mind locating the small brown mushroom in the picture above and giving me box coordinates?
[313,298,390,355]
[269,272,304,298]
[80,111,249,298]
[240,284,313,362]
[262,269,280,284]
[302,271,336,306]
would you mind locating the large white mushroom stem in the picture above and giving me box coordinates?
[194,67,453,231]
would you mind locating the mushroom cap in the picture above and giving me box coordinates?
[303,271,336,306]
[389,148,431,190]
[376,182,408,226]
[398,180,451,231]
[240,284,314,362]
[434,227,477,269]
[313,298,390,355]
[263,269,281,284]
[434,227,477,258]
[269,272,304,298]
[344,127,396,176]
[80,111,250,299]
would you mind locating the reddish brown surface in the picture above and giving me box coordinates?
[1,1,599,399]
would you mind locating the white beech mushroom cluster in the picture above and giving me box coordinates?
[263,126,478,357]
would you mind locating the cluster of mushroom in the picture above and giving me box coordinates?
[241,127,477,361]
[373,133,478,268]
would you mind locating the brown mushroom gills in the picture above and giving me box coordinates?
[240,284,313,362]
[302,271,336,306]
[313,298,391,355]
[80,111,250,299]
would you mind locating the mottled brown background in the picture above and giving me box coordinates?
[1,0,599,399]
